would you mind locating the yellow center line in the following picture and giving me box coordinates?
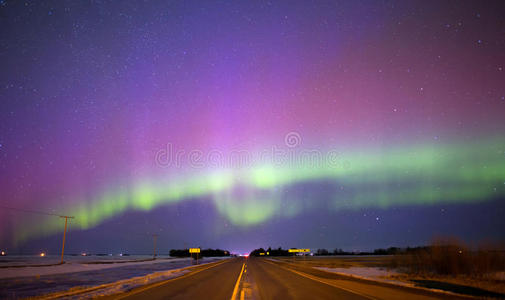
[230,262,246,300]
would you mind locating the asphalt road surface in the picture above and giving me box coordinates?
[108,257,467,300]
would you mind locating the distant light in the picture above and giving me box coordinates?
[81,252,87,256]
[1,251,5,256]
[40,252,46,257]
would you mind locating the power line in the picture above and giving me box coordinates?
[0,205,74,264]
[0,205,73,218]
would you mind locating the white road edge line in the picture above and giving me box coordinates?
[230,262,246,300]
[263,259,377,300]
[111,259,230,300]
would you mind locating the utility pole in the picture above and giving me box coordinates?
[60,215,74,264]
[0,206,75,264]
[152,234,158,259]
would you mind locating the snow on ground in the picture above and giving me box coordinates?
[60,267,191,300]
[265,258,280,262]
[0,255,188,279]
[315,266,406,286]
[316,266,505,298]
[0,256,229,299]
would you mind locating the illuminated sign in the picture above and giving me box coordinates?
[189,248,201,253]
[288,249,310,253]
[259,252,265,255]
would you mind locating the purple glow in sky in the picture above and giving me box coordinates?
[1,0,504,254]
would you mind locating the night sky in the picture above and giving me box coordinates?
[1,0,505,255]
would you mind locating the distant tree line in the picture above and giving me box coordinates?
[250,247,291,256]
[315,247,419,256]
[316,246,434,255]
[169,248,230,258]
[250,246,432,256]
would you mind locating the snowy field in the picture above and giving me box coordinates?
[315,266,404,286]
[0,255,228,299]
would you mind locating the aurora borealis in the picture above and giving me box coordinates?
[1,1,505,254]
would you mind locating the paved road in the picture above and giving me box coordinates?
[110,257,466,300]
[107,258,243,300]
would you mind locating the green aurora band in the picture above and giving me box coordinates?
[16,137,505,243]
